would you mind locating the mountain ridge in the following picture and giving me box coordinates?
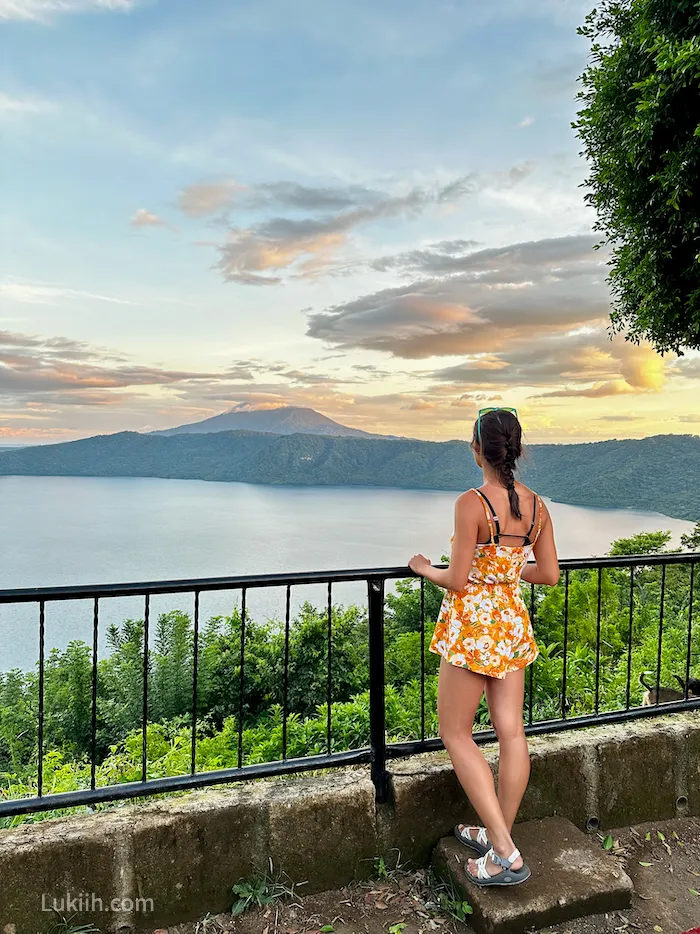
[155,405,391,439]
[0,428,697,521]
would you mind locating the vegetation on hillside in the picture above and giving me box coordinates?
[575,0,700,352]
[0,526,698,825]
[0,430,698,520]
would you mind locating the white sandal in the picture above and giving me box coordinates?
[465,847,531,887]
[454,823,491,857]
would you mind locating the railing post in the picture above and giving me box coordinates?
[368,577,390,804]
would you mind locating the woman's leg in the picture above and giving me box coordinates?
[484,668,529,833]
[438,660,523,872]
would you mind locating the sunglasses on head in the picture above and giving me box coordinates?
[476,406,518,444]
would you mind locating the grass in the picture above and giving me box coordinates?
[372,848,408,882]
[231,860,303,916]
[47,914,100,934]
[424,868,474,923]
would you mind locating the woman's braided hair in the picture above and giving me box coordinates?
[472,410,523,519]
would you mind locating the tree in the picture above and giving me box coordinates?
[151,611,193,723]
[44,641,93,756]
[609,530,672,555]
[197,611,281,728]
[285,602,368,717]
[99,619,147,740]
[574,0,700,353]
[681,520,700,550]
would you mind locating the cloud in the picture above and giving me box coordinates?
[0,330,368,436]
[308,234,610,359]
[130,208,177,232]
[0,0,138,21]
[306,232,673,397]
[278,369,345,386]
[596,414,645,422]
[541,380,637,399]
[518,116,535,128]
[430,239,481,254]
[534,343,666,397]
[0,329,222,401]
[177,166,534,285]
[0,91,57,115]
[432,336,627,392]
[451,392,501,408]
[369,232,597,277]
[0,278,136,306]
[0,425,73,439]
[252,181,386,212]
[403,398,436,410]
[672,356,700,379]
[679,414,700,423]
[177,180,243,218]
[214,174,482,284]
[617,343,666,391]
[351,363,393,376]
[177,178,386,219]
[215,227,345,285]
[0,324,669,444]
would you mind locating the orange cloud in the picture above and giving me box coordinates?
[177,179,242,217]
[542,379,636,398]
[403,399,437,410]
[130,208,177,232]
[618,343,666,391]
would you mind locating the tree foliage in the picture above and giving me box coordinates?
[681,520,700,550]
[574,0,700,352]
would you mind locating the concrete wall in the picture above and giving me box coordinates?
[2,713,698,933]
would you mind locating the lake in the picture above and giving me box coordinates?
[0,476,693,670]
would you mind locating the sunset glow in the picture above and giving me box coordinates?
[1,0,698,445]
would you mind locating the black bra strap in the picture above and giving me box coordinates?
[524,492,538,545]
[480,489,539,545]
[477,491,501,544]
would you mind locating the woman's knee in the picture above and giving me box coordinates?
[439,720,475,750]
[491,718,526,745]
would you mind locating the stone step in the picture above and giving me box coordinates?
[431,816,633,934]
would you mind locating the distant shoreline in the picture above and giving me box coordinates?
[0,429,698,522]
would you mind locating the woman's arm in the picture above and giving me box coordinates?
[408,492,479,590]
[520,503,560,586]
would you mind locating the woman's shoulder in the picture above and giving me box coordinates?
[457,487,483,503]
[455,488,484,514]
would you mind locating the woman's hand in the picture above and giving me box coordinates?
[408,553,432,576]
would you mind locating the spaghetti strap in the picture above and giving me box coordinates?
[472,489,497,544]
[531,494,544,545]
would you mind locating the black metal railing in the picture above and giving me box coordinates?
[0,551,698,817]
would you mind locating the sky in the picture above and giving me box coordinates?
[1,0,699,445]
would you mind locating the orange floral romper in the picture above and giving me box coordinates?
[430,488,543,679]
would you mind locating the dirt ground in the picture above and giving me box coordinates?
[544,816,700,934]
[168,817,700,934]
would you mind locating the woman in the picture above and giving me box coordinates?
[408,408,559,887]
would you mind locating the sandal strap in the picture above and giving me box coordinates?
[459,825,489,846]
[475,853,492,880]
[489,847,521,870]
